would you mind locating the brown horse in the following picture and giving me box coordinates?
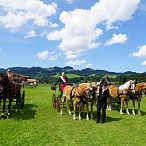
[107,80,135,115]
[0,74,21,118]
[61,83,92,120]
[87,82,100,119]
[131,82,146,115]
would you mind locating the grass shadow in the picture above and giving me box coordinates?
[106,116,122,123]
[11,104,38,121]
[90,111,122,123]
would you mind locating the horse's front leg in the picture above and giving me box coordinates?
[7,99,12,119]
[120,97,124,115]
[15,97,19,112]
[90,101,94,119]
[125,98,130,115]
[78,101,82,120]
[1,98,6,119]
[73,98,77,120]
[137,95,141,115]
[132,98,135,115]
[67,99,71,115]
[86,102,89,120]
[60,96,65,115]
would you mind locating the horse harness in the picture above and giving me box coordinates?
[70,84,90,103]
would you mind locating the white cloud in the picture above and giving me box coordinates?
[132,45,146,58]
[105,33,128,46]
[65,59,92,68]
[24,30,36,38]
[0,0,57,30]
[84,63,93,68]
[47,0,140,59]
[66,0,74,4]
[36,51,58,61]
[66,59,87,66]
[142,61,146,65]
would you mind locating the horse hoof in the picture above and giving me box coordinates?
[127,112,130,115]
[1,115,5,119]
[7,115,10,119]
[73,117,77,120]
[138,112,141,115]
[79,116,82,120]
[132,112,135,115]
[120,112,124,115]
[86,118,89,120]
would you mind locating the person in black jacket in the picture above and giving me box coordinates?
[96,74,111,124]
[54,72,68,94]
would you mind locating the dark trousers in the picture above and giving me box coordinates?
[97,98,107,123]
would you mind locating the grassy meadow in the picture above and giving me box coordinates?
[0,84,146,146]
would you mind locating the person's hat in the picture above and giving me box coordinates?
[7,69,11,72]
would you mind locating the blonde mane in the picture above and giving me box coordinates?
[119,80,133,90]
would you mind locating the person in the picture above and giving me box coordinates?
[53,72,68,95]
[6,69,27,82]
[96,74,111,124]
[6,69,14,81]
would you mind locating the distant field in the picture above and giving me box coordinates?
[0,84,146,146]
[51,73,83,78]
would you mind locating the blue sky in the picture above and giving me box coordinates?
[0,0,146,73]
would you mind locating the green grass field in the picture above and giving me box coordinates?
[0,84,146,146]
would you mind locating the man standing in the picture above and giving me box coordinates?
[96,74,111,124]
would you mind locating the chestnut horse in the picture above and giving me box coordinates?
[0,74,21,118]
[131,82,146,115]
[61,83,92,120]
[107,80,135,115]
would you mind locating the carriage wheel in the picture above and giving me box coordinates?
[56,97,60,112]
[52,94,56,108]
[20,90,25,109]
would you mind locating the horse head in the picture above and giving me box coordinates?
[0,74,11,92]
[87,82,100,99]
[129,80,136,94]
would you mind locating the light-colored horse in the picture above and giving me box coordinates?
[61,83,92,120]
[107,80,135,115]
[131,82,146,115]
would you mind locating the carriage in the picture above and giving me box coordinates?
[51,86,61,112]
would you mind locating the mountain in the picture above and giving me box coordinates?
[0,66,139,77]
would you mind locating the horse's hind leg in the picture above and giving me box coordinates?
[120,97,124,115]
[137,96,141,115]
[1,98,6,119]
[7,99,12,119]
[107,97,112,111]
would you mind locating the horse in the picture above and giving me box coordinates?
[0,74,21,118]
[61,83,92,120]
[87,82,100,119]
[107,80,136,115]
[130,82,146,115]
